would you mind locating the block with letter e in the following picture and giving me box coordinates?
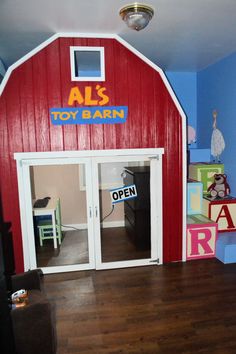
[189,163,224,194]
[202,195,236,232]
[187,214,218,260]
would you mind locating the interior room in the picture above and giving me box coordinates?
[31,160,151,269]
[1,1,236,353]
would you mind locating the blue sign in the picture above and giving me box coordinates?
[50,106,128,125]
[110,184,137,204]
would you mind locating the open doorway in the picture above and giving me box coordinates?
[31,163,90,268]
[15,149,164,273]
[94,158,154,269]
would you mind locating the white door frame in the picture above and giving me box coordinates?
[92,154,163,270]
[16,157,95,274]
[15,148,164,273]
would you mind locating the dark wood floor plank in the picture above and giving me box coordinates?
[43,259,236,353]
[36,227,150,268]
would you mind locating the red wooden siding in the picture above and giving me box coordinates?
[0,37,183,272]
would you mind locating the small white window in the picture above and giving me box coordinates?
[70,46,105,82]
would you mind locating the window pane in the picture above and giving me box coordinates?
[70,47,105,81]
[74,50,101,78]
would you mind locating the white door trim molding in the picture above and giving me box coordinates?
[15,148,165,274]
[14,148,164,161]
[92,154,163,270]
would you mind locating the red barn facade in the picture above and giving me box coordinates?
[0,34,186,273]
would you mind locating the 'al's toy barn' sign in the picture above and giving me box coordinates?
[50,85,128,125]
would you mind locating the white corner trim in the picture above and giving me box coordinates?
[0,34,59,96]
[115,36,187,124]
[56,32,117,39]
[182,122,187,262]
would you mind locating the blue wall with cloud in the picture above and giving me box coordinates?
[197,52,236,195]
[166,54,236,194]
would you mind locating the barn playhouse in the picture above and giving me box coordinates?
[1,33,232,275]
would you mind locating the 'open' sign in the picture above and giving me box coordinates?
[110,185,137,204]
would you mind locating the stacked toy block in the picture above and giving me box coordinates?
[187,179,202,215]
[188,160,236,264]
[216,232,236,264]
[202,195,236,263]
[189,162,224,194]
[187,215,217,260]
[187,175,218,260]
[202,195,236,232]
[189,149,211,163]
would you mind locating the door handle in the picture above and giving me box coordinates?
[95,206,98,218]
[89,207,92,218]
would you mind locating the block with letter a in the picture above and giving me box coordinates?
[202,196,236,232]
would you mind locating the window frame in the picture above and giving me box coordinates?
[70,46,105,82]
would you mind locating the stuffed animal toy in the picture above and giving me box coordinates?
[207,173,230,198]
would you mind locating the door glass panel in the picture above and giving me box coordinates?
[98,160,151,263]
[30,164,90,268]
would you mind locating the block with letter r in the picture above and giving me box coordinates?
[187,214,218,260]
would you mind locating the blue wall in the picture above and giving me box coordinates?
[166,53,236,194]
[197,52,236,194]
[166,72,197,148]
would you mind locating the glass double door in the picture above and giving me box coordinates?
[23,154,162,273]
[93,155,162,270]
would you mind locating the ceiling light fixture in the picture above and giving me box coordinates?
[119,3,154,31]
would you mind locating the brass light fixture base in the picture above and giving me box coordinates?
[119,3,154,31]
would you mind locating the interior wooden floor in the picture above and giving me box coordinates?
[44,259,236,354]
[36,227,150,267]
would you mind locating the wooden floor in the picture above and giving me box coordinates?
[36,227,150,267]
[44,259,236,354]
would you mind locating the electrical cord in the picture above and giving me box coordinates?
[61,205,115,229]
[101,205,115,222]
[61,224,81,231]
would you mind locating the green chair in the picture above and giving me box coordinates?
[37,199,62,246]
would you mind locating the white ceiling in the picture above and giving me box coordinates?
[1,0,236,72]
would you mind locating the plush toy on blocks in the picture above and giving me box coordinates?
[207,173,230,198]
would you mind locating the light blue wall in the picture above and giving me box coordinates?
[166,72,197,148]
[197,52,236,194]
[166,54,236,194]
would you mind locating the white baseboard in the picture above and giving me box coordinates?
[102,220,125,228]
[62,220,125,231]
[62,223,87,231]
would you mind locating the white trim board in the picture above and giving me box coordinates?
[62,220,125,231]
[14,148,164,161]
